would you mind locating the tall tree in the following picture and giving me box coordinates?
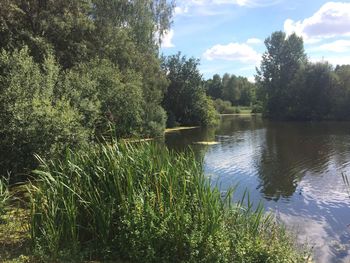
[162,53,217,127]
[256,31,307,118]
[206,74,223,99]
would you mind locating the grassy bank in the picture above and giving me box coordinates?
[1,142,309,262]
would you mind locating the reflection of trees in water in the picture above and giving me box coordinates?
[217,115,265,135]
[164,126,217,163]
[165,117,350,201]
[256,121,350,200]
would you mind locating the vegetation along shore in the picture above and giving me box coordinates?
[1,0,349,262]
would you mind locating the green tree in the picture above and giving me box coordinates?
[162,53,217,127]
[256,31,307,119]
[332,65,350,119]
[206,74,223,99]
[0,48,89,178]
[0,0,174,138]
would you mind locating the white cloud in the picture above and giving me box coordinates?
[310,55,350,66]
[246,38,262,44]
[247,76,256,83]
[233,0,282,7]
[203,42,261,64]
[309,40,350,53]
[161,30,175,48]
[174,6,189,15]
[174,0,282,16]
[284,2,350,41]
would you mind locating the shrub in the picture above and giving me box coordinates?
[252,103,263,113]
[61,59,144,138]
[213,99,236,114]
[0,48,89,179]
[29,142,308,262]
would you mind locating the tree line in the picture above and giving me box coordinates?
[2,0,349,180]
[0,0,220,178]
[256,31,350,120]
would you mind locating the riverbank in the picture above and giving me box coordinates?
[0,142,310,262]
[165,126,200,133]
[219,113,262,116]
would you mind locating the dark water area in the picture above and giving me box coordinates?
[165,115,350,263]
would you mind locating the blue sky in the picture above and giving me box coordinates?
[160,0,350,81]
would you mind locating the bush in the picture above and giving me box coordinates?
[0,48,89,179]
[252,103,263,113]
[213,99,236,114]
[192,94,219,126]
[60,59,145,138]
[142,104,167,137]
[29,142,308,262]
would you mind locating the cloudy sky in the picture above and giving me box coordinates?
[160,0,350,81]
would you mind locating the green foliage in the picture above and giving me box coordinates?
[256,31,307,119]
[332,65,350,119]
[0,0,176,178]
[252,102,264,114]
[0,48,89,177]
[256,31,350,121]
[29,142,308,262]
[205,73,256,107]
[0,0,174,68]
[213,99,236,114]
[162,53,218,127]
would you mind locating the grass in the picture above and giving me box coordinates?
[0,181,35,263]
[26,141,310,262]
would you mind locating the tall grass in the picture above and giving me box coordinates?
[29,141,308,262]
[0,177,10,217]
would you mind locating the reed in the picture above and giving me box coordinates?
[29,141,308,262]
[0,177,10,217]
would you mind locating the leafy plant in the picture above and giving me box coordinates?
[29,142,308,262]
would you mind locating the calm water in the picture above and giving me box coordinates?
[165,115,350,263]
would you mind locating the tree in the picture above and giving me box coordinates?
[256,31,307,119]
[162,53,217,127]
[332,65,350,119]
[206,74,222,99]
[0,48,89,178]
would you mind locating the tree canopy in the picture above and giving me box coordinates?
[162,53,217,127]
[256,31,350,121]
[0,0,176,178]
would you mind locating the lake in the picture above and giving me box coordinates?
[165,115,350,263]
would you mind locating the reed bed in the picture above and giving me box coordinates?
[28,142,308,262]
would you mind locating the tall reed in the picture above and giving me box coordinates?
[29,141,308,262]
[0,177,10,217]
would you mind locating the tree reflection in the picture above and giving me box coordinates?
[256,121,350,199]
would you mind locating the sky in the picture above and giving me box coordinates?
[160,0,350,81]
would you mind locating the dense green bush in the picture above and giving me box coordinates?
[162,53,218,127]
[29,142,308,262]
[0,48,89,178]
[61,59,145,138]
[252,103,263,113]
[213,99,237,114]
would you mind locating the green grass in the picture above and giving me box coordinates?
[27,141,310,262]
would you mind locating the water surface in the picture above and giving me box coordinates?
[165,115,350,263]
